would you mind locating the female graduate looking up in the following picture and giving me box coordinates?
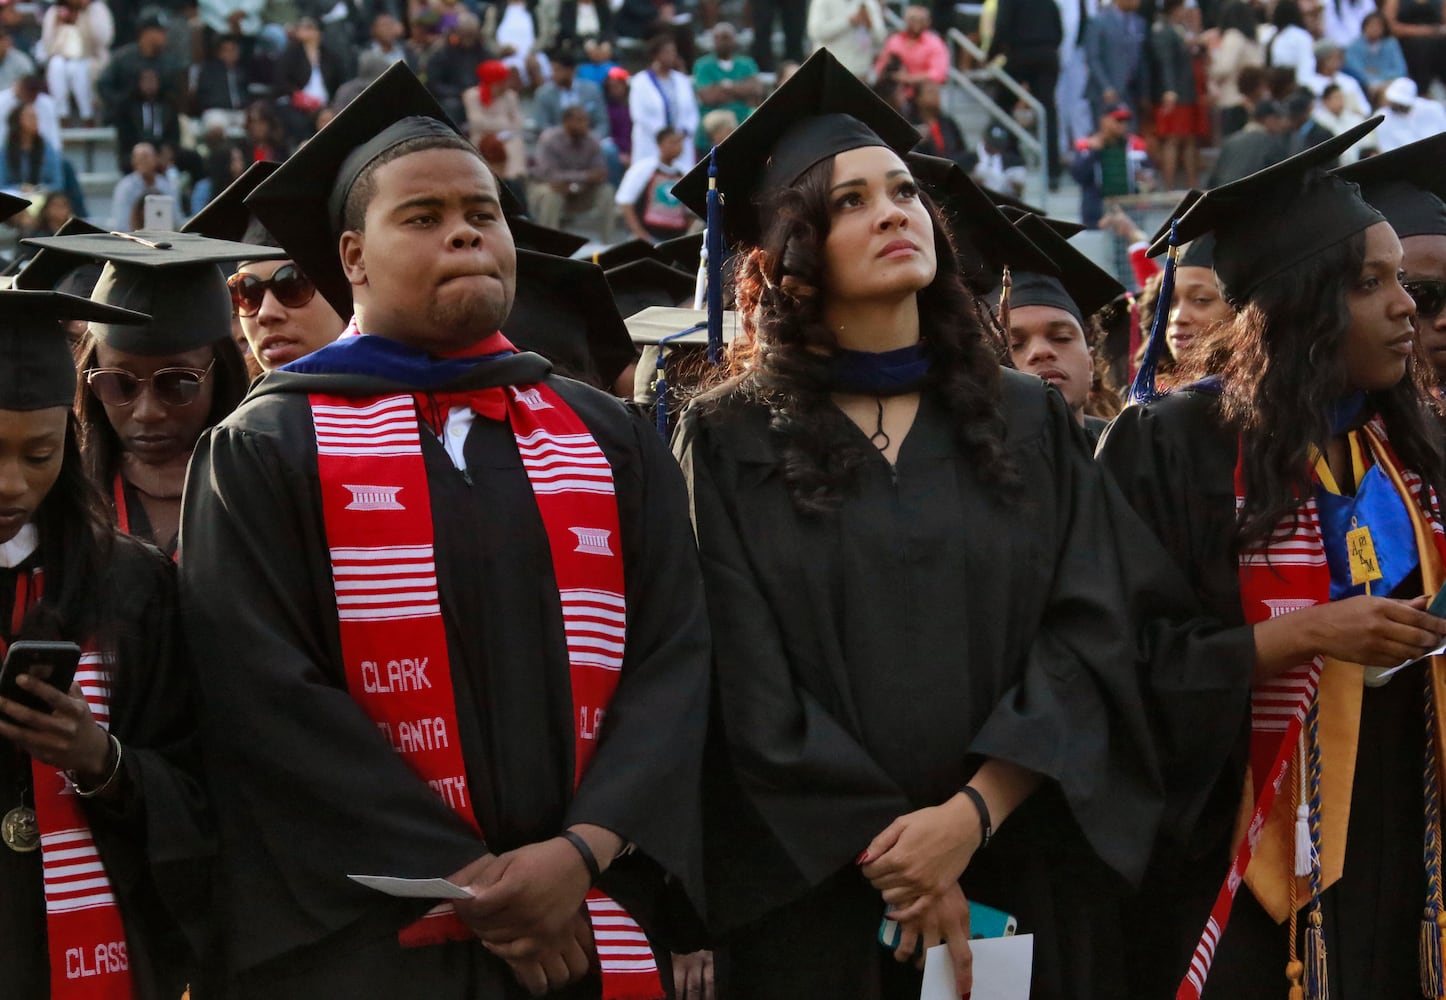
[672,48,1214,1000]
[1099,118,1446,1000]
[19,232,286,558]
[0,289,207,999]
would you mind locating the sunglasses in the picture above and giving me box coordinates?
[86,359,217,408]
[227,264,317,317]
[1405,279,1446,319]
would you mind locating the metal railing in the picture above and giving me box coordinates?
[880,7,1050,194]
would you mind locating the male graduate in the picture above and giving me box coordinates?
[178,62,710,999]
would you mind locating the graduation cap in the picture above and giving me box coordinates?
[1146,116,1383,305]
[905,152,1057,293]
[672,48,921,248]
[14,217,104,293]
[20,230,287,355]
[982,186,1044,217]
[1334,132,1446,240]
[1147,190,1213,269]
[509,218,589,257]
[503,250,637,389]
[588,238,657,271]
[0,290,150,409]
[625,305,742,347]
[606,258,697,319]
[983,213,1125,328]
[654,232,704,272]
[995,204,1086,240]
[181,160,281,246]
[245,61,489,318]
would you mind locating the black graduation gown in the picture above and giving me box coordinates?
[113,475,177,559]
[1098,389,1428,1000]
[177,353,710,999]
[675,371,1244,1000]
[0,535,206,1000]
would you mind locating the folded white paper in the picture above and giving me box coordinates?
[347,875,474,899]
[920,934,1033,1000]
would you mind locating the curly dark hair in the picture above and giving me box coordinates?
[695,153,1019,514]
[1221,229,1446,547]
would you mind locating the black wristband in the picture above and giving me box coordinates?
[561,830,602,884]
[960,785,992,850]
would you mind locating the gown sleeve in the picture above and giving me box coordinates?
[562,406,712,908]
[673,408,912,897]
[1096,396,1258,845]
[178,414,485,971]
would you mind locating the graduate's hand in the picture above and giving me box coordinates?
[673,949,715,1000]
[0,679,111,780]
[890,883,974,995]
[488,908,596,996]
[1255,594,1446,679]
[456,838,593,943]
[859,794,980,905]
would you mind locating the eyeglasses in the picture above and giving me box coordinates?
[1405,279,1446,319]
[86,359,216,408]
[226,264,317,317]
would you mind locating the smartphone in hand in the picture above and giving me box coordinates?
[0,640,82,715]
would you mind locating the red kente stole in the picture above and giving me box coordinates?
[1179,417,1446,1000]
[8,571,134,999]
[309,381,664,1000]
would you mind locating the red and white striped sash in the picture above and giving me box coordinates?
[310,383,664,1000]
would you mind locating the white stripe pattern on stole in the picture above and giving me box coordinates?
[561,589,626,672]
[1250,662,1319,732]
[314,397,421,457]
[74,652,110,729]
[41,829,116,912]
[587,897,657,970]
[514,430,616,496]
[330,545,441,621]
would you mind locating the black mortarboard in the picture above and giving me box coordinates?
[605,258,697,319]
[984,213,1125,326]
[1148,116,1383,304]
[1334,132,1446,241]
[905,152,1057,293]
[181,160,281,246]
[0,290,149,409]
[14,217,104,293]
[654,232,704,272]
[982,186,1044,217]
[246,62,483,318]
[509,218,589,257]
[1146,190,1215,269]
[20,231,286,355]
[589,239,657,271]
[0,191,29,222]
[624,305,742,347]
[503,251,638,389]
[673,48,921,246]
[995,204,1086,240]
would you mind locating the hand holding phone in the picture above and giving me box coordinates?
[0,640,82,714]
[0,641,112,780]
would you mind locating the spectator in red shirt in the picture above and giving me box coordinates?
[873,5,949,88]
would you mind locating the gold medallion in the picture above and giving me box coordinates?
[1,805,38,852]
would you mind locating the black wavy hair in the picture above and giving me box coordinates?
[1221,229,1446,547]
[695,153,1019,514]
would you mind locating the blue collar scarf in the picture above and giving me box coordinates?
[282,333,516,389]
[827,343,932,396]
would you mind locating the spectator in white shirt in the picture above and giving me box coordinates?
[40,0,113,125]
[1305,40,1370,116]
[1260,0,1317,85]
[806,0,887,78]
[0,77,62,153]
[629,35,698,169]
[1377,76,1446,150]
[1321,0,1376,47]
[1312,83,1366,162]
[0,28,35,94]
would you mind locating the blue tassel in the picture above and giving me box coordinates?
[705,146,725,366]
[1128,220,1179,406]
[652,323,705,440]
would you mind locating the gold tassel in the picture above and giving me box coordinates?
[1287,958,1304,1000]
[1305,911,1329,1000]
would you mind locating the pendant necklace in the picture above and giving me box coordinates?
[2,767,37,853]
[870,396,890,452]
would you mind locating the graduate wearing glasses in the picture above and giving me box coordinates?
[183,161,347,374]
[19,231,285,558]
[1335,132,1446,389]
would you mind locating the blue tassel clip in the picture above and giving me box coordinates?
[1128,219,1178,406]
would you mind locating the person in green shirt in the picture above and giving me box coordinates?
[692,23,763,151]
